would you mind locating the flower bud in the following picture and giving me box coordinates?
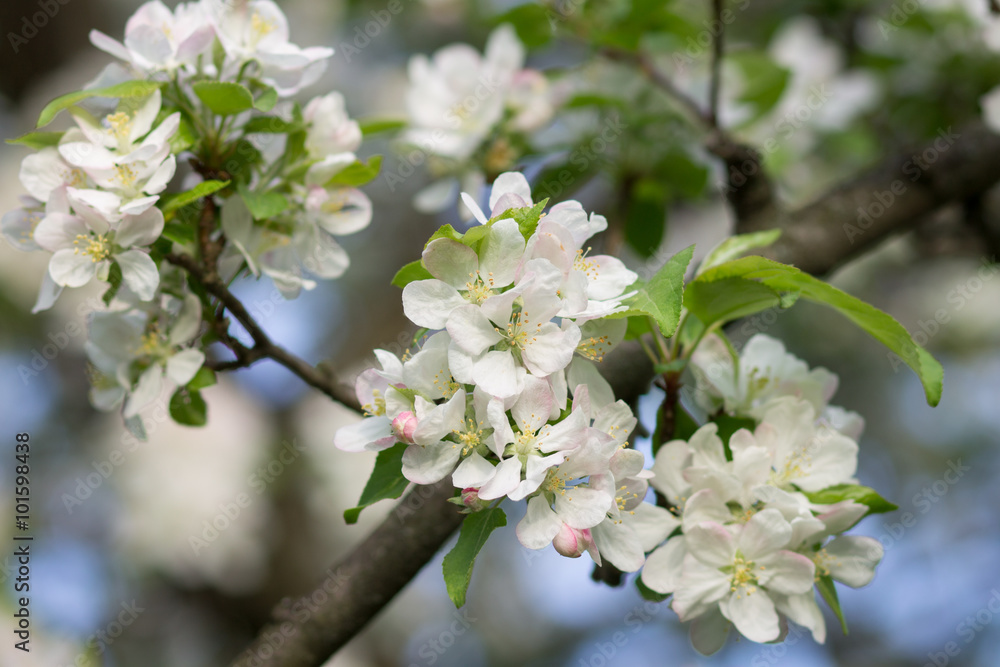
[460,487,490,512]
[553,524,594,559]
[391,411,418,444]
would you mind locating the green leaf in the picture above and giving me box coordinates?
[161,180,230,214]
[625,178,669,258]
[102,261,123,306]
[656,151,709,199]
[242,116,299,134]
[698,230,782,276]
[37,80,164,128]
[816,574,848,635]
[222,139,261,184]
[392,259,433,289]
[254,86,278,112]
[684,276,785,326]
[7,131,63,149]
[161,222,196,246]
[169,387,207,426]
[606,245,694,337]
[729,51,791,121]
[685,256,944,406]
[426,224,464,247]
[494,4,553,47]
[187,367,217,391]
[326,155,383,187]
[442,507,507,608]
[624,315,653,341]
[192,81,255,116]
[343,443,409,524]
[802,484,898,514]
[494,199,548,240]
[358,117,406,136]
[240,187,289,220]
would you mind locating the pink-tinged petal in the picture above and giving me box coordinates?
[32,270,63,313]
[756,550,815,595]
[688,422,727,469]
[740,509,794,560]
[124,365,163,418]
[585,254,637,301]
[452,452,496,488]
[554,486,611,529]
[401,443,461,484]
[478,456,523,500]
[795,433,859,492]
[632,502,679,551]
[479,218,524,287]
[815,500,868,535]
[313,188,372,236]
[671,556,730,621]
[413,390,466,445]
[642,537,686,594]
[682,489,733,531]
[592,519,644,572]
[536,408,587,453]
[402,280,466,329]
[516,495,562,549]
[116,206,164,248]
[89,29,132,62]
[333,416,394,452]
[824,536,883,587]
[68,188,122,219]
[422,238,479,289]
[19,149,69,202]
[689,607,730,656]
[143,155,176,195]
[490,192,527,217]
[460,192,488,224]
[116,249,159,300]
[511,376,553,435]
[446,304,503,355]
[719,589,780,643]
[774,592,826,644]
[49,249,98,287]
[684,521,736,568]
[511,452,565,501]
[34,213,88,252]
[165,348,205,386]
[488,172,532,211]
[568,359,615,414]
[472,350,524,399]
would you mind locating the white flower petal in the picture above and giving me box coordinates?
[116,249,159,300]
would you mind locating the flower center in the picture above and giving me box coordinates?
[513,426,537,456]
[463,272,495,304]
[362,389,386,417]
[115,163,139,189]
[453,418,484,456]
[107,111,132,147]
[503,310,540,351]
[812,547,840,581]
[250,11,275,47]
[577,334,612,362]
[73,233,113,262]
[727,552,761,598]
[573,247,598,279]
[771,446,811,487]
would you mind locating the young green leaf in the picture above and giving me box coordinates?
[624,178,669,259]
[802,484,898,514]
[101,261,124,306]
[161,180,230,214]
[239,187,289,220]
[243,116,301,134]
[187,367,217,391]
[254,86,279,112]
[6,131,64,149]
[697,229,782,276]
[343,443,409,524]
[686,256,944,406]
[358,117,407,136]
[392,259,434,289]
[816,574,848,635]
[442,507,507,608]
[326,155,383,187]
[192,81,255,116]
[169,387,208,426]
[37,80,164,128]
[606,245,694,337]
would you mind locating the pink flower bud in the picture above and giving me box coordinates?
[460,487,489,512]
[391,411,418,444]
[553,524,594,559]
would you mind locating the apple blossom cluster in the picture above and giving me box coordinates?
[334,172,678,571]
[638,335,884,653]
[3,0,374,422]
[402,25,558,214]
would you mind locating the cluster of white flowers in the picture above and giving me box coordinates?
[2,0,372,417]
[403,25,557,214]
[334,172,679,571]
[639,334,883,653]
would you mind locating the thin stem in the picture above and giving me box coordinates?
[638,335,659,365]
[708,0,726,128]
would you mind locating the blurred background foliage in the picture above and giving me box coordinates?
[1,0,1000,665]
